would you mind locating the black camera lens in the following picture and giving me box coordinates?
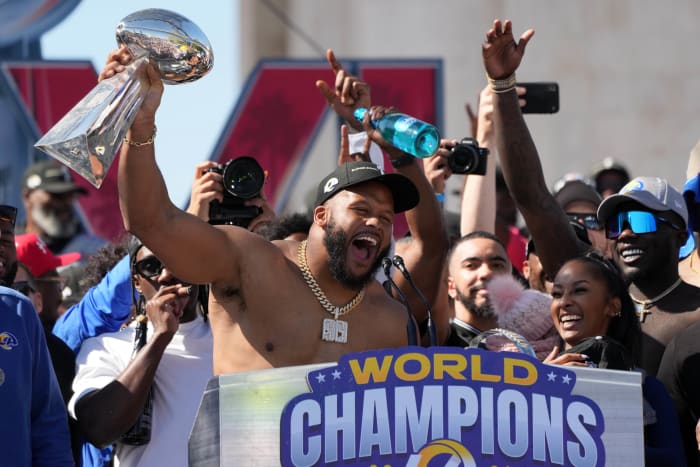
[449,147,478,174]
[447,138,489,176]
[222,157,265,199]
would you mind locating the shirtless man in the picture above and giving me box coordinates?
[102,48,421,375]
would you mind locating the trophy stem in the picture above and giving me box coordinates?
[35,56,150,188]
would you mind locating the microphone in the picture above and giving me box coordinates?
[382,257,418,346]
[392,255,438,347]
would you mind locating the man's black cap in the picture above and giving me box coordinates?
[127,235,144,262]
[315,161,419,213]
[22,160,87,195]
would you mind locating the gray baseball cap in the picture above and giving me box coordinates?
[597,177,688,229]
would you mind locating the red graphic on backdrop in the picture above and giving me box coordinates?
[7,59,441,241]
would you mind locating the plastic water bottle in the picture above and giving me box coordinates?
[354,108,440,158]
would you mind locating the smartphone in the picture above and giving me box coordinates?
[518,82,559,114]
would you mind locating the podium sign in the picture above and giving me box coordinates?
[189,347,643,466]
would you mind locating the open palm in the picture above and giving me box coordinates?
[482,19,534,80]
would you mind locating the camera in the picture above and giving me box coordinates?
[447,137,489,175]
[205,156,265,228]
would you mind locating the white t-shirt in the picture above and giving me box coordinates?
[69,315,213,467]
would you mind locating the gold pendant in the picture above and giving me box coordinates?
[322,318,348,343]
[635,302,652,323]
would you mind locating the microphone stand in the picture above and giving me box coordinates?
[382,257,418,346]
[392,255,438,347]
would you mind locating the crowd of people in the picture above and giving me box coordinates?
[2,17,700,467]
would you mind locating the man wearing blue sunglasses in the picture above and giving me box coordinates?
[597,176,700,377]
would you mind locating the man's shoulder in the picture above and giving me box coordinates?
[0,287,41,337]
[666,318,700,349]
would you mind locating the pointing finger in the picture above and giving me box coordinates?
[327,49,343,74]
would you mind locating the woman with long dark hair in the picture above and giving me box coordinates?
[545,251,640,368]
[545,251,684,466]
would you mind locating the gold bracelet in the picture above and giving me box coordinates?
[487,73,517,94]
[123,125,157,147]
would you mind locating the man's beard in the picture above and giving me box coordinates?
[0,262,18,287]
[455,284,495,320]
[32,204,78,239]
[324,221,388,289]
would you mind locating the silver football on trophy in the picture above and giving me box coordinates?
[35,9,214,188]
[116,9,213,84]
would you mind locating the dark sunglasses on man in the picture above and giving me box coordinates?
[567,212,602,231]
[134,255,165,278]
[605,210,683,239]
[12,281,37,296]
[0,205,17,226]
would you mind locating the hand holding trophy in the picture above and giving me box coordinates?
[35,9,214,188]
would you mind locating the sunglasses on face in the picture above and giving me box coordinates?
[12,281,36,296]
[567,212,602,230]
[0,205,17,226]
[134,256,165,278]
[605,210,682,239]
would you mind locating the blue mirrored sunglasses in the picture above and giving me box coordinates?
[605,210,682,239]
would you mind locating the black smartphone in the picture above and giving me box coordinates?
[518,82,559,114]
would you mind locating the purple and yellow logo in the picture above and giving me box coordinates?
[0,332,18,350]
[406,439,477,466]
[280,347,605,466]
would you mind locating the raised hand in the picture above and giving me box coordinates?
[482,19,534,80]
[358,105,406,161]
[99,45,163,127]
[423,139,457,194]
[186,161,223,221]
[145,284,190,337]
[337,125,371,166]
[316,49,371,131]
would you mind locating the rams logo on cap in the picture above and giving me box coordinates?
[0,332,18,350]
[620,179,644,194]
[323,177,339,194]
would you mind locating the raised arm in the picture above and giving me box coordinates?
[103,47,245,286]
[460,85,498,235]
[482,19,581,276]
[317,51,448,326]
[361,107,448,325]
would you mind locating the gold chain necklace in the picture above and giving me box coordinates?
[297,240,365,343]
[629,277,682,323]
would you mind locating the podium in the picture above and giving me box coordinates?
[188,348,644,466]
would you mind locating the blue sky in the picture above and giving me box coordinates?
[41,0,241,207]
